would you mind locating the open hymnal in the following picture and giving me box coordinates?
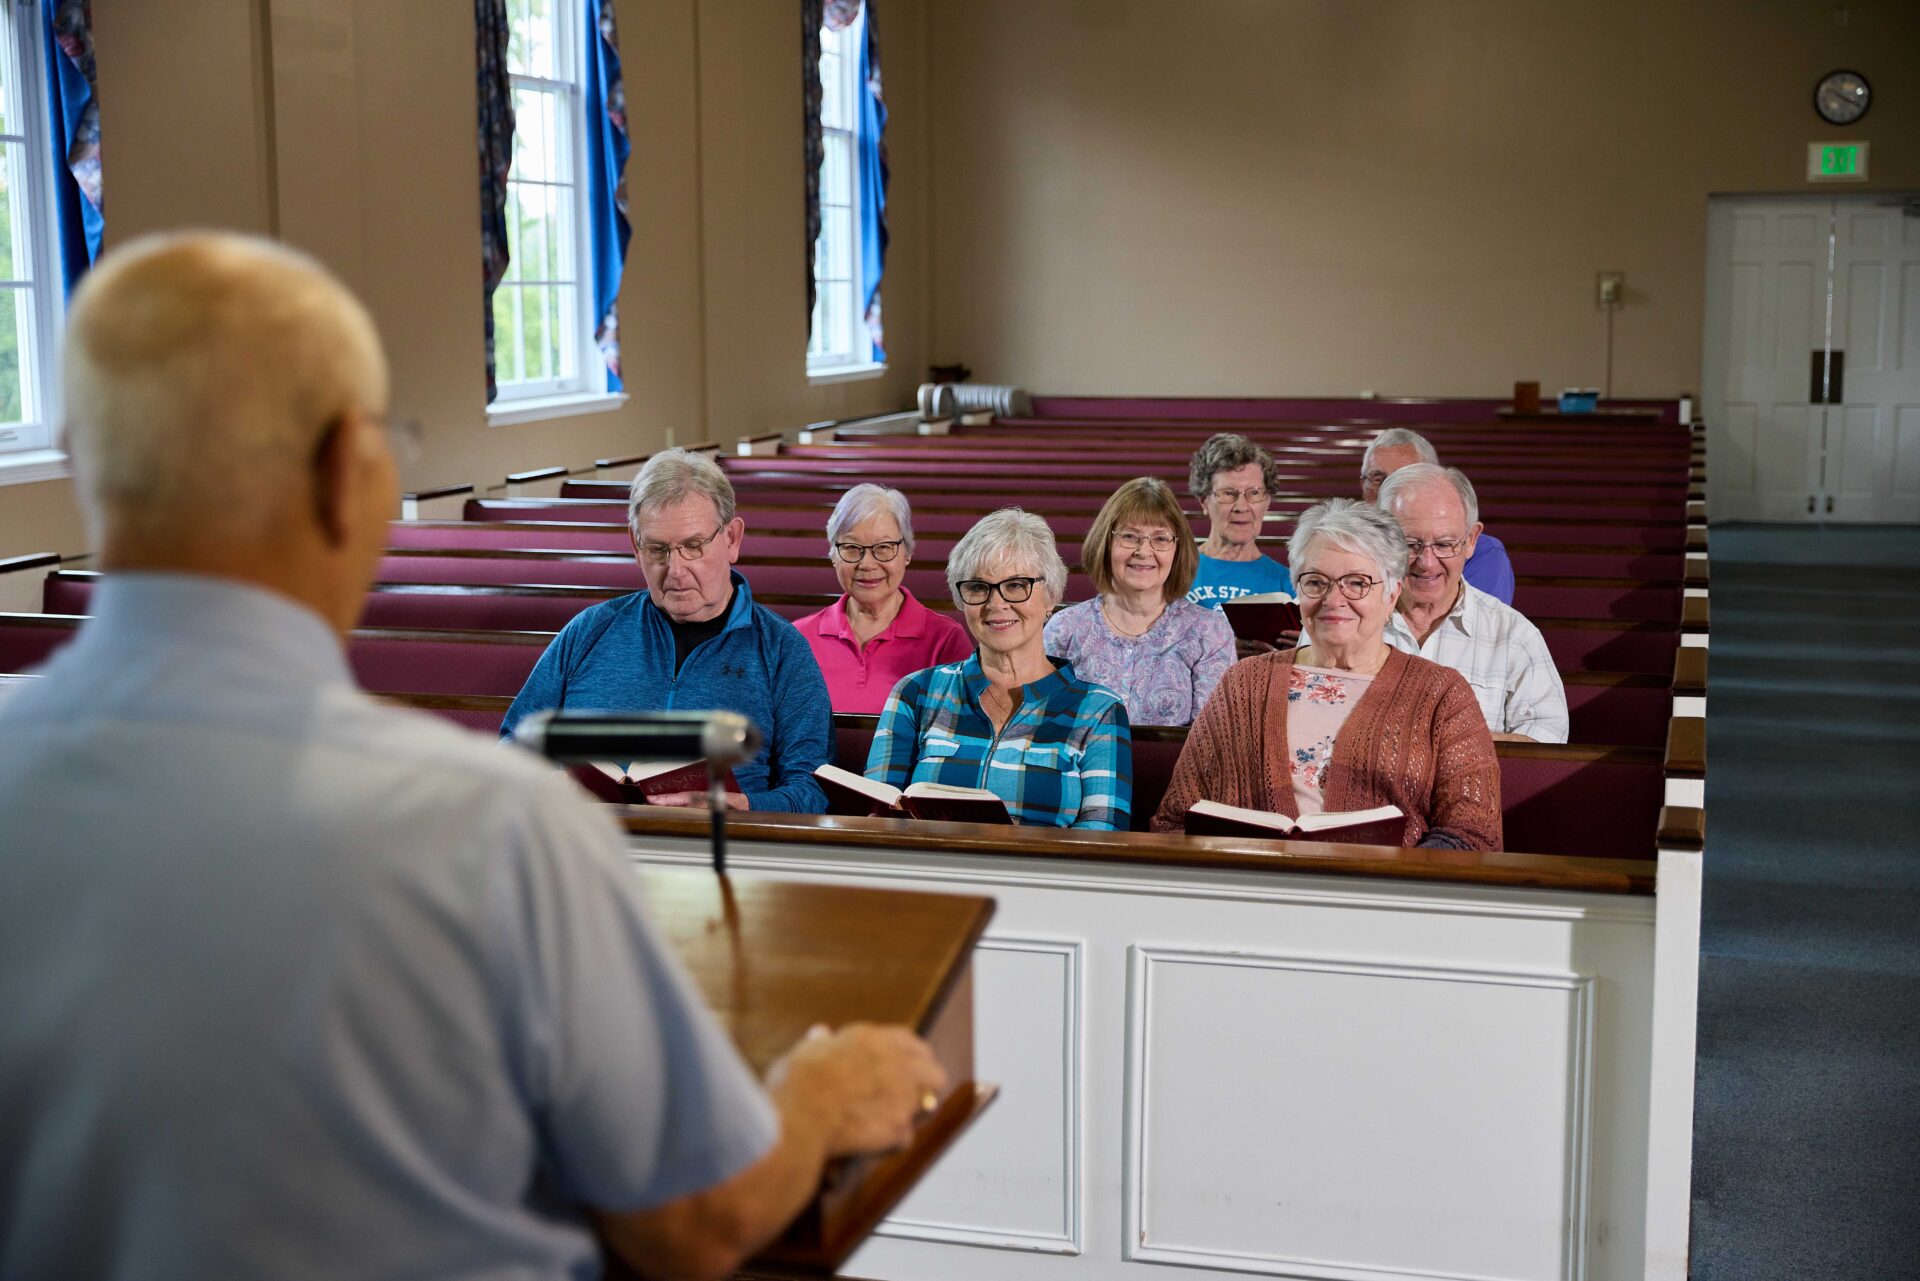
[1220,592,1304,647]
[815,764,1014,824]
[570,758,741,804]
[1183,799,1404,845]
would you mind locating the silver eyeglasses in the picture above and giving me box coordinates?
[1404,537,1468,560]
[638,524,727,564]
[1112,531,1179,552]
[1209,486,1270,506]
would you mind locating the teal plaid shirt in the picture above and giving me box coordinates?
[865,655,1132,830]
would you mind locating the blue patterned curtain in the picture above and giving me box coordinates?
[583,0,629,391]
[801,0,825,322]
[476,0,514,402]
[855,2,887,361]
[43,0,101,297]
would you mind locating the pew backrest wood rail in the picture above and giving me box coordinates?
[386,520,1709,586]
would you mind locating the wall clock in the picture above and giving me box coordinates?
[1814,70,1871,125]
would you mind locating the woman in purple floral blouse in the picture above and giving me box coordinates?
[1042,478,1236,727]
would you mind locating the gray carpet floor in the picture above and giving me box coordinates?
[1689,524,1920,1279]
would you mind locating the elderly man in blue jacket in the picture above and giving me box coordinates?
[501,448,832,813]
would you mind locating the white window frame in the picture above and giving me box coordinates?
[807,9,882,382]
[487,0,622,425]
[0,3,71,485]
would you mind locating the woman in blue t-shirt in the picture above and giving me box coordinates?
[1185,432,1295,614]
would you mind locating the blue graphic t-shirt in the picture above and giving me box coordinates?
[1185,551,1294,609]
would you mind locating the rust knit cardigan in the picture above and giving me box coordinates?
[1149,647,1502,850]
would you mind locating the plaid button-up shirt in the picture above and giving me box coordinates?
[865,655,1133,830]
[1382,582,1569,743]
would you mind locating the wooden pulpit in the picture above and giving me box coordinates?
[635,868,997,1275]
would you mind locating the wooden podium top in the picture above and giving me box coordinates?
[637,869,993,1072]
[632,869,996,1274]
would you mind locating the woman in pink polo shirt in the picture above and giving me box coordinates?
[793,484,974,713]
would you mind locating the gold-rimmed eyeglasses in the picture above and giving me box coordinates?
[1294,572,1384,601]
[638,524,727,564]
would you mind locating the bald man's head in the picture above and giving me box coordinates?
[62,231,390,543]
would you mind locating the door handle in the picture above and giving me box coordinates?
[1808,350,1847,403]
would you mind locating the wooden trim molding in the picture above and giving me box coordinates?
[401,483,474,502]
[618,809,1657,895]
[505,465,568,484]
[1672,647,1708,695]
[1656,805,1706,850]
[0,552,60,574]
[1663,717,1706,778]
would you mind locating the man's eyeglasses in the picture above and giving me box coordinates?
[1360,469,1389,490]
[955,576,1038,605]
[1404,537,1468,560]
[1112,530,1179,552]
[1209,487,1269,506]
[1295,573,1384,601]
[638,524,727,564]
[834,539,904,564]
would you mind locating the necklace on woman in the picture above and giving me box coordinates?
[1102,597,1162,638]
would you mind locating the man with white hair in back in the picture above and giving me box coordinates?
[1377,463,1568,743]
[1360,428,1515,603]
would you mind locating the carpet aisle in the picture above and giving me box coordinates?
[1689,524,1920,1279]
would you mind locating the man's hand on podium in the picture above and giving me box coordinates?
[768,1023,950,1156]
[595,1022,946,1281]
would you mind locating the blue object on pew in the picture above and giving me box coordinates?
[1559,388,1600,413]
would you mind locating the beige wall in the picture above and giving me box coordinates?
[926,0,1920,399]
[0,0,928,559]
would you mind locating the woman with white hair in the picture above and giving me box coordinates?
[793,484,972,713]
[865,508,1133,829]
[1151,499,1500,850]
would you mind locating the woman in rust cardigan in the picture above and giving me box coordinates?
[1151,499,1501,850]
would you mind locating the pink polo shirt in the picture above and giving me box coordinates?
[793,588,976,714]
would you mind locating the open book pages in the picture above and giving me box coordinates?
[584,758,740,795]
[902,781,1002,801]
[1185,799,1402,834]
[815,763,903,808]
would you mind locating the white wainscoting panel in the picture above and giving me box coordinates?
[875,934,1084,1254]
[1124,946,1594,1281]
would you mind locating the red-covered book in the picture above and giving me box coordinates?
[813,765,1014,824]
[569,759,741,805]
[1183,799,1405,846]
[1221,592,1303,647]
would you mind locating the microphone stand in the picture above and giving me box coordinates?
[708,766,728,877]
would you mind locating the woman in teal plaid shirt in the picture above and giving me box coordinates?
[864,508,1133,830]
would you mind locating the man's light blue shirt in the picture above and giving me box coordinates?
[0,574,777,1281]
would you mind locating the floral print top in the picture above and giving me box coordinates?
[1042,596,1236,728]
[1287,664,1375,815]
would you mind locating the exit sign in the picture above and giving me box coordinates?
[1808,141,1869,182]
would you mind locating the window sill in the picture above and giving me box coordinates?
[0,449,72,487]
[807,361,888,387]
[487,390,628,428]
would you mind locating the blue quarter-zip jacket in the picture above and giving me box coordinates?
[499,573,831,813]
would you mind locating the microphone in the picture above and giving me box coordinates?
[512,710,763,877]
[511,710,762,767]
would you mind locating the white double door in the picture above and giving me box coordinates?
[1704,195,1920,523]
